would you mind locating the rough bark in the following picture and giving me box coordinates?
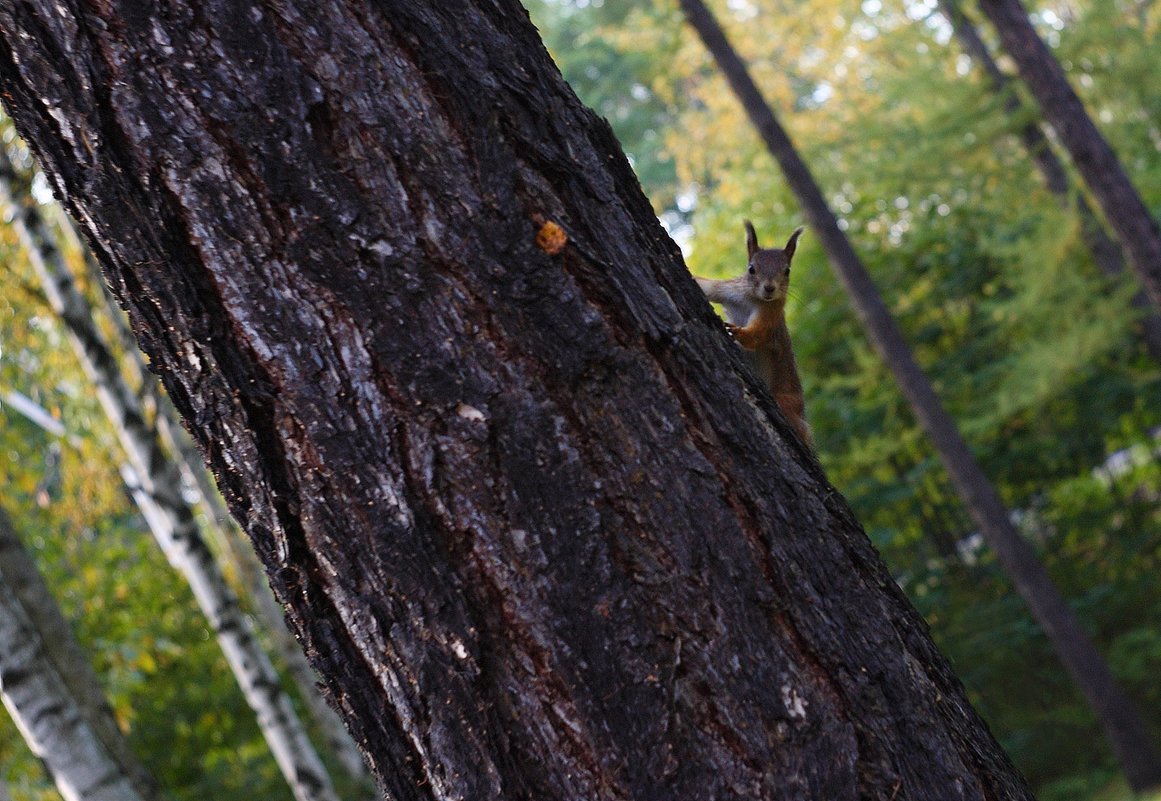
[936,0,1161,363]
[0,506,162,801]
[13,197,370,788]
[0,146,342,801]
[70,210,374,789]
[976,0,1161,312]
[677,0,1161,792]
[0,1,1042,799]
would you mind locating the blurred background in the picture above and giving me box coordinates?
[2,0,1160,799]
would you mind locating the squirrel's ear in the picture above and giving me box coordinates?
[785,227,805,260]
[744,220,759,258]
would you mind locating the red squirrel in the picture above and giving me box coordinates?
[696,222,810,446]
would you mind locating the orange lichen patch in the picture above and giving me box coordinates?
[535,220,568,255]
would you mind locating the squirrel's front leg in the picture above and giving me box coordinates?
[696,276,756,344]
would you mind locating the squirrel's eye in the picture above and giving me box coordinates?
[748,265,755,275]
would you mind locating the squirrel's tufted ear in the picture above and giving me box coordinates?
[785,227,805,260]
[744,220,759,258]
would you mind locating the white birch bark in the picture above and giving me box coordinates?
[0,507,161,801]
[0,147,342,801]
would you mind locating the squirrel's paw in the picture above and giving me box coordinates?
[724,323,756,350]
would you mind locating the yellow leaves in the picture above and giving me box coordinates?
[135,647,158,675]
[54,436,125,528]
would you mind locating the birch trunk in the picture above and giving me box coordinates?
[0,506,162,801]
[0,2,1042,798]
[676,0,1161,791]
[0,146,343,801]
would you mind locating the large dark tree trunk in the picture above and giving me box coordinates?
[976,0,1161,312]
[676,0,1161,792]
[937,0,1161,363]
[0,2,1034,799]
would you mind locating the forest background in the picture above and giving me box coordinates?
[1,0,1159,799]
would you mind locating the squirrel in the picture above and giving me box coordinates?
[696,222,811,447]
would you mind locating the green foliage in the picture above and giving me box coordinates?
[529,0,685,211]
[530,0,1161,796]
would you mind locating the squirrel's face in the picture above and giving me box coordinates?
[744,222,804,304]
[747,249,792,302]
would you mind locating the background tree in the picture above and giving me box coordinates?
[0,292,310,801]
[0,505,163,801]
[0,1,1039,799]
[936,0,1161,362]
[976,0,1161,308]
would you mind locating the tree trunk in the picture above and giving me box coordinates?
[70,209,374,789]
[936,0,1161,363]
[0,2,1040,798]
[976,0,1161,312]
[13,194,371,789]
[0,145,343,801]
[676,0,1161,792]
[0,506,163,801]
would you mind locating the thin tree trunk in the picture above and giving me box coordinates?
[936,0,1161,362]
[976,0,1161,312]
[0,147,342,801]
[0,506,163,801]
[676,0,1161,791]
[0,2,1043,798]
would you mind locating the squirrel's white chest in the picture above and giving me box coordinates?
[721,301,758,328]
